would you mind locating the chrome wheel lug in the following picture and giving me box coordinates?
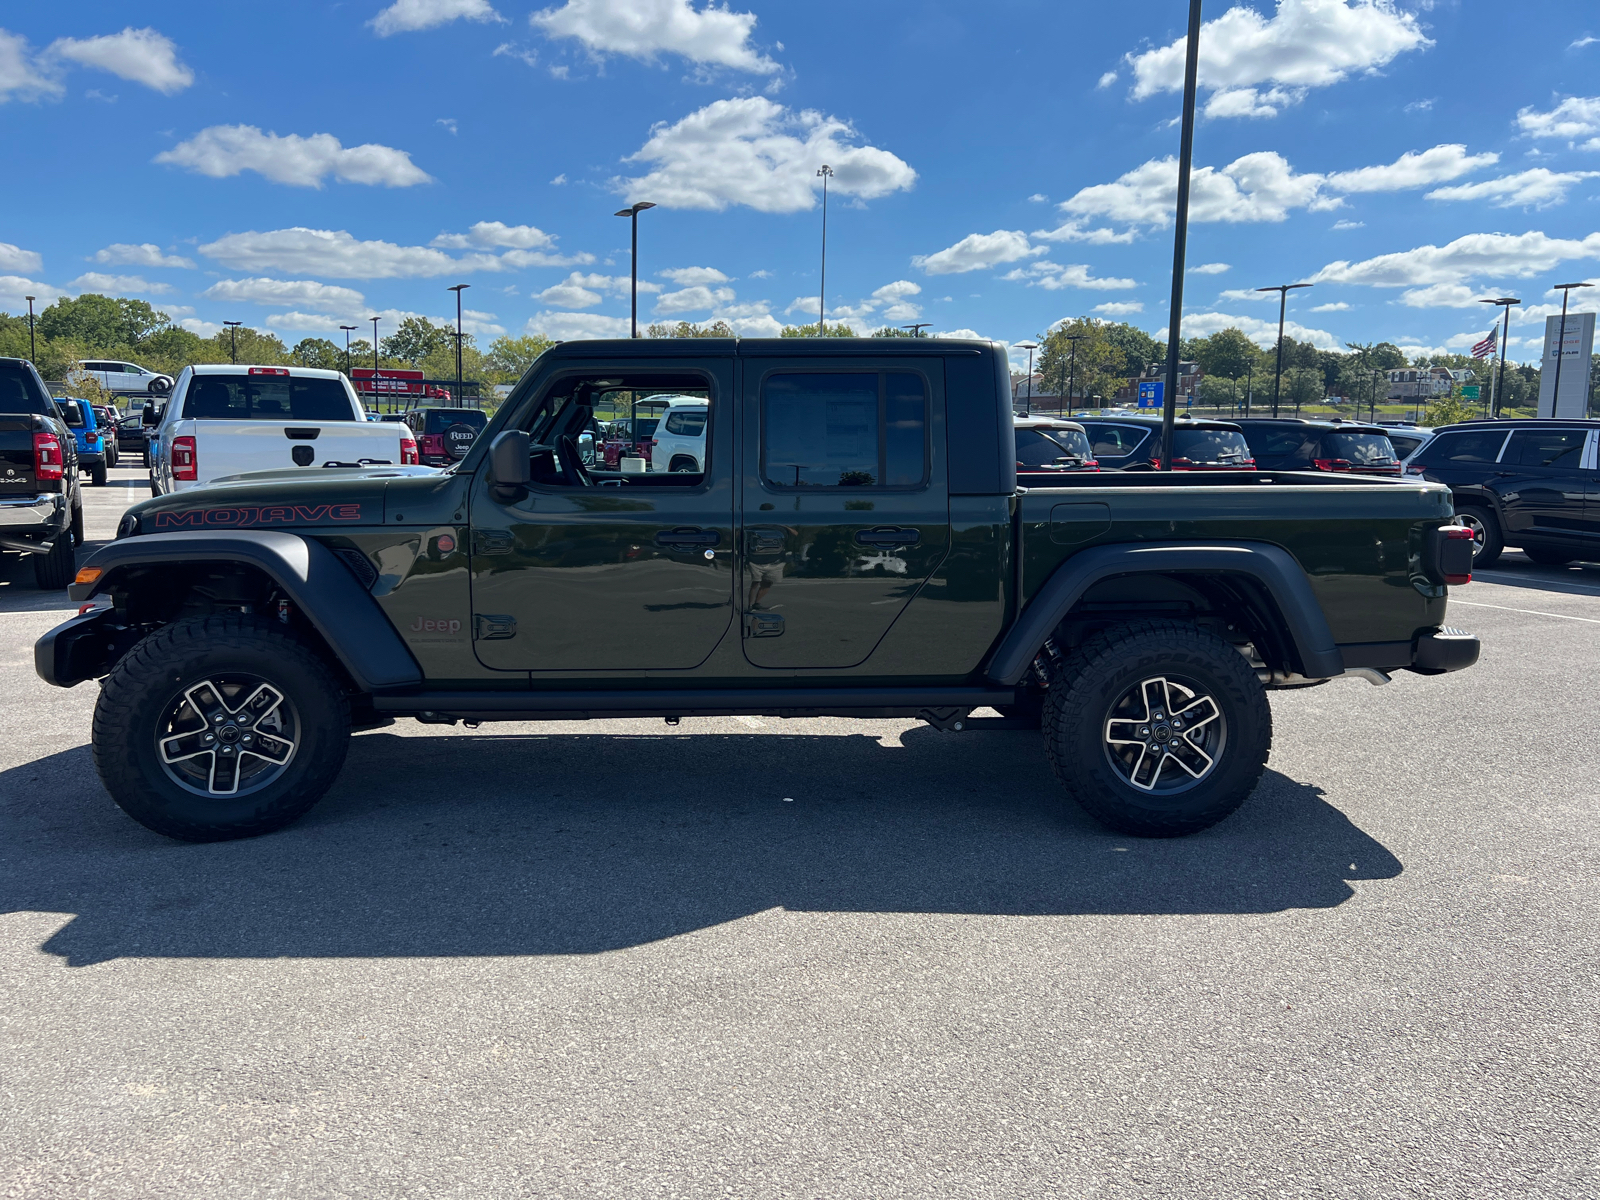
[203,733,215,743]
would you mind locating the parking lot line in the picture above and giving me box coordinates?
[1448,598,1600,624]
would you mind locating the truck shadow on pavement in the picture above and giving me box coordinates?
[3,727,1402,965]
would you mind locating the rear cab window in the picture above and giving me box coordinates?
[0,362,56,418]
[181,373,358,421]
[1322,432,1397,464]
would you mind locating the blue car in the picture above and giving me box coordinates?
[55,397,109,486]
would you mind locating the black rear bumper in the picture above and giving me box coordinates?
[1411,625,1480,675]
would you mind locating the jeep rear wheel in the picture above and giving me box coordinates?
[1043,620,1272,837]
[93,615,351,842]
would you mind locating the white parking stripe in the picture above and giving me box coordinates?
[1450,599,1600,625]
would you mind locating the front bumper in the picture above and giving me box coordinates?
[0,492,68,552]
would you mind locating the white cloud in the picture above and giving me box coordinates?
[617,97,916,213]
[202,278,367,311]
[1570,37,1598,51]
[0,242,43,273]
[537,281,603,308]
[431,221,554,250]
[437,118,458,135]
[267,306,505,338]
[66,272,172,295]
[914,230,1041,275]
[1062,152,1327,227]
[1126,0,1430,117]
[784,296,820,318]
[498,248,597,268]
[1181,310,1340,350]
[551,173,568,185]
[1030,219,1138,245]
[532,0,778,74]
[47,27,192,94]
[493,41,539,66]
[1217,288,1279,302]
[200,228,464,279]
[91,242,195,269]
[720,313,781,337]
[1326,144,1498,192]
[872,280,921,303]
[156,125,431,188]
[180,317,221,337]
[1310,232,1600,288]
[371,0,505,36]
[1004,262,1138,291]
[1516,96,1600,147]
[0,276,67,309]
[1332,219,1365,229]
[525,310,631,340]
[747,268,773,279]
[1191,262,1230,274]
[1395,283,1484,308]
[1028,193,1048,203]
[933,329,986,340]
[1404,98,1434,113]
[537,271,655,308]
[656,284,737,314]
[658,266,730,285]
[1310,301,1350,312]
[1096,71,1117,89]
[1426,169,1600,209]
[0,30,62,102]
[1093,301,1145,316]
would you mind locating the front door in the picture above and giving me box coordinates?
[469,360,736,673]
[1497,426,1590,538]
[739,358,950,669]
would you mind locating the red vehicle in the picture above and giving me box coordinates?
[402,407,488,466]
[350,368,452,404]
[600,411,667,469]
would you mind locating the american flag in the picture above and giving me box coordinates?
[1471,328,1497,359]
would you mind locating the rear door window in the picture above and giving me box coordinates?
[1388,433,1425,457]
[182,374,357,420]
[1429,430,1509,464]
[1506,428,1587,468]
[761,371,927,488]
[664,408,708,436]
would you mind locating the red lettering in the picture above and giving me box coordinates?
[258,506,294,524]
[332,504,361,521]
[153,510,204,528]
[293,505,332,522]
[204,510,241,525]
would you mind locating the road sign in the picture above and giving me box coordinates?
[1460,385,1480,400]
[1137,381,1163,409]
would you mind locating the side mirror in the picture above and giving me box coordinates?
[489,429,530,500]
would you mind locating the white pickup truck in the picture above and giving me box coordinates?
[150,365,420,494]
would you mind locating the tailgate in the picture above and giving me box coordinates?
[0,417,39,494]
[191,421,403,481]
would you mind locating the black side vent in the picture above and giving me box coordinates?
[334,547,379,590]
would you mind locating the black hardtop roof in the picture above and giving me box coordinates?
[1079,414,1243,431]
[1234,417,1390,434]
[543,337,993,359]
[1435,418,1600,431]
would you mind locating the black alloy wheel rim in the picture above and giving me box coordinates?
[156,675,300,798]
[1103,674,1227,796]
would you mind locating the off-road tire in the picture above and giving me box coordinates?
[90,461,107,487]
[32,534,74,590]
[70,502,84,547]
[1456,505,1503,569]
[106,447,118,468]
[1042,620,1272,837]
[1523,546,1574,567]
[93,615,352,842]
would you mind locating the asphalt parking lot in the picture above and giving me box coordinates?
[2,463,1596,1199]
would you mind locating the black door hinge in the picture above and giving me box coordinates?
[474,529,514,555]
[475,614,517,640]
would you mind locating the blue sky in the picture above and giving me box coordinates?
[2,0,1599,369]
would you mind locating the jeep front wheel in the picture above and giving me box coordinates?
[93,615,351,842]
[1043,620,1272,837]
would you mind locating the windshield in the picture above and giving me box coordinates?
[423,409,487,434]
[182,374,357,421]
[1016,427,1091,466]
[1324,432,1397,464]
[1172,429,1252,464]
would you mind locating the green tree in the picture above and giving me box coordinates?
[870,326,919,338]
[645,320,736,338]
[1100,322,1162,379]
[381,316,454,365]
[139,326,207,374]
[780,321,857,337]
[487,334,555,379]
[1037,319,1119,408]
[204,326,288,365]
[291,337,344,370]
[1194,328,1255,388]
[1424,394,1476,425]
[37,294,170,349]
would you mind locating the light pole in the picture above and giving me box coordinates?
[1062,333,1088,416]
[613,201,656,338]
[1017,342,1038,415]
[1244,359,1253,417]
[1158,0,1204,470]
[339,325,358,376]
[817,165,834,335]
[1549,282,1592,416]
[1255,283,1312,417]
[223,320,242,364]
[24,296,35,364]
[1478,297,1520,418]
[448,284,470,405]
[902,323,931,337]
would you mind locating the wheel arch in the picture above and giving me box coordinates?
[984,541,1344,686]
[41,531,422,693]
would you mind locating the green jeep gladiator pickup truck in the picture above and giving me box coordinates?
[37,338,1479,843]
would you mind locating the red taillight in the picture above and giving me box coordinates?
[33,432,65,481]
[1443,526,1474,585]
[1084,459,1099,471]
[248,367,290,376]
[1313,458,1353,472]
[172,435,198,481]
[399,428,419,465]
[1170,456,1193,466]
[1407,463,1426,475]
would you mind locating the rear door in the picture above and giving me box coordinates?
[739,356,949,669]
[1496,427,1590,538]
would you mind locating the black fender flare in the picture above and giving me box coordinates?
[48,530,422,693]
[983,540,1344,686]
